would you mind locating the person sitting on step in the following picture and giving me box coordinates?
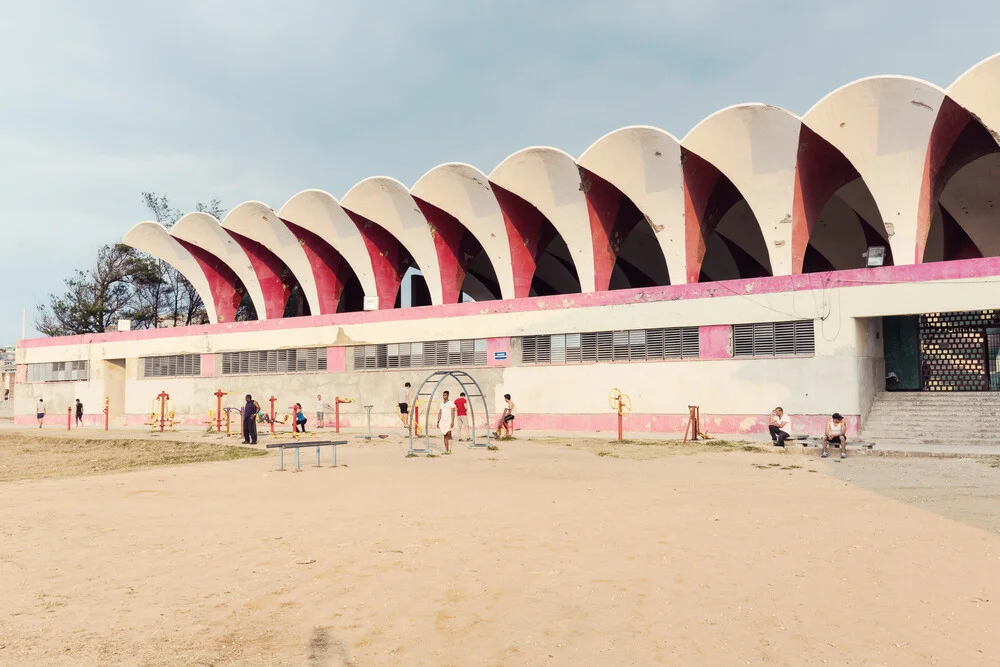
[768,407,791,447]
[822,413,847,459]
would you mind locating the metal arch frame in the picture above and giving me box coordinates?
[407,370,491,455]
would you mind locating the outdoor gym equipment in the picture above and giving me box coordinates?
[66,406,72,431]
[683,405,710,443]
[334,396,354,433]
[222,407,243,437]
[408,370,491,455]
[103,397,109,431]
[212,389,228,432]
[608,388,632,442]
[144,391,177,432]
[357,405,375,441]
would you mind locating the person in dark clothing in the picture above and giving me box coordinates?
[243,394,260,444]
[294,402,307,433]
[75,399,84,426]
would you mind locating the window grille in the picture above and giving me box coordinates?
[520,327,700,364]
[27,361,89,382]
[221,348,327,375]
[352,339,487,370]
[733,321,814,357]
[142,354,201,378]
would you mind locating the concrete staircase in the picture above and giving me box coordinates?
[863,392,1000,445]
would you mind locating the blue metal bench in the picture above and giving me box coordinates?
[266,440,349,471]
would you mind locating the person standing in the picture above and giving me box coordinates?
[437,390,456,454]
[75,399,84,426]
[454,392,469,441]
[36,398,46,428]
[496,394,516,438]
[242,394,260,445]
[768,407,791,447]
[398,382,411,428]
[316,394,326,428]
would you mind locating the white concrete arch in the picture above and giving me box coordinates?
[683,105,802,276]
[578,126,684,285]
[410,163,515,300]
[220,201,321,315]
[277,189,378,301]
[948,52,1000,141]
[122,221,218,324]
[802,75,946,265]
[490,146,597,292]
[341,176,444,305]
[171,212,268,320]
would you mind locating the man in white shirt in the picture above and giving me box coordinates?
[768,407,791,447]
[437,390,456,454]
[36,398,46,429]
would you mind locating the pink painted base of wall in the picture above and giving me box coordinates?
[512,413,859,437]
[13,411,859,437]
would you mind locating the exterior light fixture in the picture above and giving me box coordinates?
[863,246,886,267]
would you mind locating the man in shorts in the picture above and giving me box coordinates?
[454,392,469,441]
[398,382,411,428]
[36,398,46,428]
[437,390,456,454]
[496,394,515,438]
[822,412,848,459]
[316,394,326,428]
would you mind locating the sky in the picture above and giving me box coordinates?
[1,0,998,342]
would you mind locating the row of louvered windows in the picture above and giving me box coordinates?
[733,321,815,357]
[521,328,701,364]
[353,339,488,370]
[27,361,89,382]
[141,354,201,378]
[221,348,327,375]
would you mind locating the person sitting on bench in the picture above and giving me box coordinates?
[768,407,791,447]
[822,413,847,459]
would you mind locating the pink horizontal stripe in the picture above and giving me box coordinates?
[19,256,1000,348]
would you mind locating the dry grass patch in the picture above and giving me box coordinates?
[0,434,266,482]
[535,436,761,460]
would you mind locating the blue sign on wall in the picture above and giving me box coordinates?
[493,351,508,361]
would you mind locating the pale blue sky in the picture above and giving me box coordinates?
[2,0,998,341]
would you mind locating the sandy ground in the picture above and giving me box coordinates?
[1,434,998,666]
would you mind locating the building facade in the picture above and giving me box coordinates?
[14,54,1000,435]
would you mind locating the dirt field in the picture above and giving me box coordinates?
[0,433,998,666]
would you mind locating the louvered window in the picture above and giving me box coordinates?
[27,361,89,382]
[352,339,488,370]
[733,321,814,357]
[142,354,201,378]
[520,327,700,364]
[221,348,327,375]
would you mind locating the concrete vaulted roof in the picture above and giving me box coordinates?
[122,221,220,323]
[170,212,268,319]
[277,189,378,302]
[490,147,597,293]
[802,76,946,265]
[410,163,515,300]
[341,176,445,305]
[578,126,685,285]
[121,52,1000,319]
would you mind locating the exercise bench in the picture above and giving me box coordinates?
[266,439,348,472]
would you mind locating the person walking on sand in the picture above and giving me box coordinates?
[398,382,411,428]
[36,398,45,428]
[75,399,84,426]
[437,390,456,454]
[242,394,260,445]
[454,392,469,441]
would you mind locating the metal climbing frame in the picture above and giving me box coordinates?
[407,370,491,455]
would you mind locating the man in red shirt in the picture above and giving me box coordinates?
[454,392,469,441]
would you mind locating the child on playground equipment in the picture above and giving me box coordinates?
[294,403,308,433]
